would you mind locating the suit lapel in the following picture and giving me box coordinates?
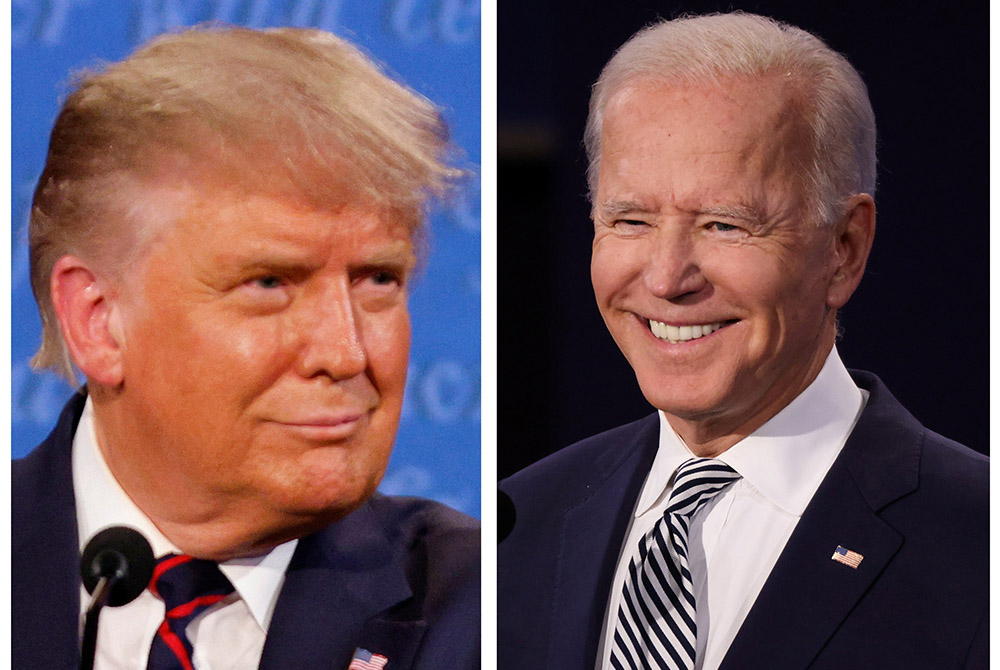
[259,501,424,670]
[17,394,427,670]
[549,415,659,669]
[719,461,904,668]
[720,373,921,669]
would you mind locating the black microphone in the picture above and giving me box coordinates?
[498,489,516,543]
[79,526,155,670]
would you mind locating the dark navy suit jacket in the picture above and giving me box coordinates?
[13,393,480,669]
[499,372,987,669]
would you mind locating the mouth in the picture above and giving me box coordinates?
[270,411,368,441]
[646,318,737,344]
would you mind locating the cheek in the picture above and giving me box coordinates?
[719,254,831,348]
[367,308,411,394]
[709,247,800,306]
[591,242,630,305]
[185,313,289,393]
[120,303,200,387]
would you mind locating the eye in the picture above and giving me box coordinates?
[354,268,407,309]
[233,273,294,313]
[354,267,407,292]
[252,275,285,289]
[610,218,651,236]
[370,270,401,286]
[707,221,743,233]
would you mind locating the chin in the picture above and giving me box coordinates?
[643,394,720,421]
[279,466,385,516]
[634,363,723,407]
[269,479,370,516]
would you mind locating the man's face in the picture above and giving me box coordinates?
[591,76,842,444]
[105,186,413,551]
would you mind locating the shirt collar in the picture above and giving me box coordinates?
[73,397,296,630]
[637,346,866,518]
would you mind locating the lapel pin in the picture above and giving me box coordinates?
[831,545,863,569]
[348,648,389,670]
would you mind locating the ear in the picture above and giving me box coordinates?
[826,194,876,309]
[50,255,125,387]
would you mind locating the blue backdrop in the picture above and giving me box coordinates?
[11,0,482,517]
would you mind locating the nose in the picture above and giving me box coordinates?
[294,280,367,381]
[643,223,707,300]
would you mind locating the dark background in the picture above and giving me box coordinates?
[498,1,988,478]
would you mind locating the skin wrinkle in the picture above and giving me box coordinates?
[591,75,871,457]
[31,29,459,571]
[81,184,414,560]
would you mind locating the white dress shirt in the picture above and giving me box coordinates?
[596,347,867,670]
[74,398,297,670]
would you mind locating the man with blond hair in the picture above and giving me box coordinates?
[14,26,478,669]
[499,12,986,670]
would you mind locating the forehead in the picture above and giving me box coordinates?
[598,75,810,211]
[128,134,423,234]
[136,183,416,266]
[603,73,806,149]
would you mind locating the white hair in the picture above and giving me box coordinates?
[584,12,877,226]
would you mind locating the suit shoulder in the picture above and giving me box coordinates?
[12,447,43,505]
[369,494,479,542]
[13,425,61,494]
[12,450,45,550]
[922,428,988,469]
[367,495,479,662]
[851,370,987,511]
[13,392,83,507]
[501,413,658,498]
[12,408,79,551]
[869,419,988,586]
[368,494,480,588]
[916,429,988,509]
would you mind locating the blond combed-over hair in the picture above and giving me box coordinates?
[584,12,877,226]
[30,25,458,381]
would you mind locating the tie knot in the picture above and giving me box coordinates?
[149,554,234,614]
[665,458,740,518]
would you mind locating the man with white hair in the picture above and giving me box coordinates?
[499,12,986,670]
[13,26,479,669]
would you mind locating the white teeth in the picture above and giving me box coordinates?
[648,319,724,343]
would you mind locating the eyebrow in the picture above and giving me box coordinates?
[599,199,765,225]
[358,241,418,270]
[599,200,657,219]
[698,204,765,225]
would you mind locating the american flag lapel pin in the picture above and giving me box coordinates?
[831,545,863,569]
[348,647,389,670]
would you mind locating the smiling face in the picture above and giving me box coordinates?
[95,186,414,557]
[591,76,844,452]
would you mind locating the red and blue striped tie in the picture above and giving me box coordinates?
[146,554,235,670]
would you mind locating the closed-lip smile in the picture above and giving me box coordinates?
[270,411,368,440]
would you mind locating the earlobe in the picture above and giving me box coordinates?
[827,194,876,309]
[50,256,125,387]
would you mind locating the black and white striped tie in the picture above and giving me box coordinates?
[611,458,741,670]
